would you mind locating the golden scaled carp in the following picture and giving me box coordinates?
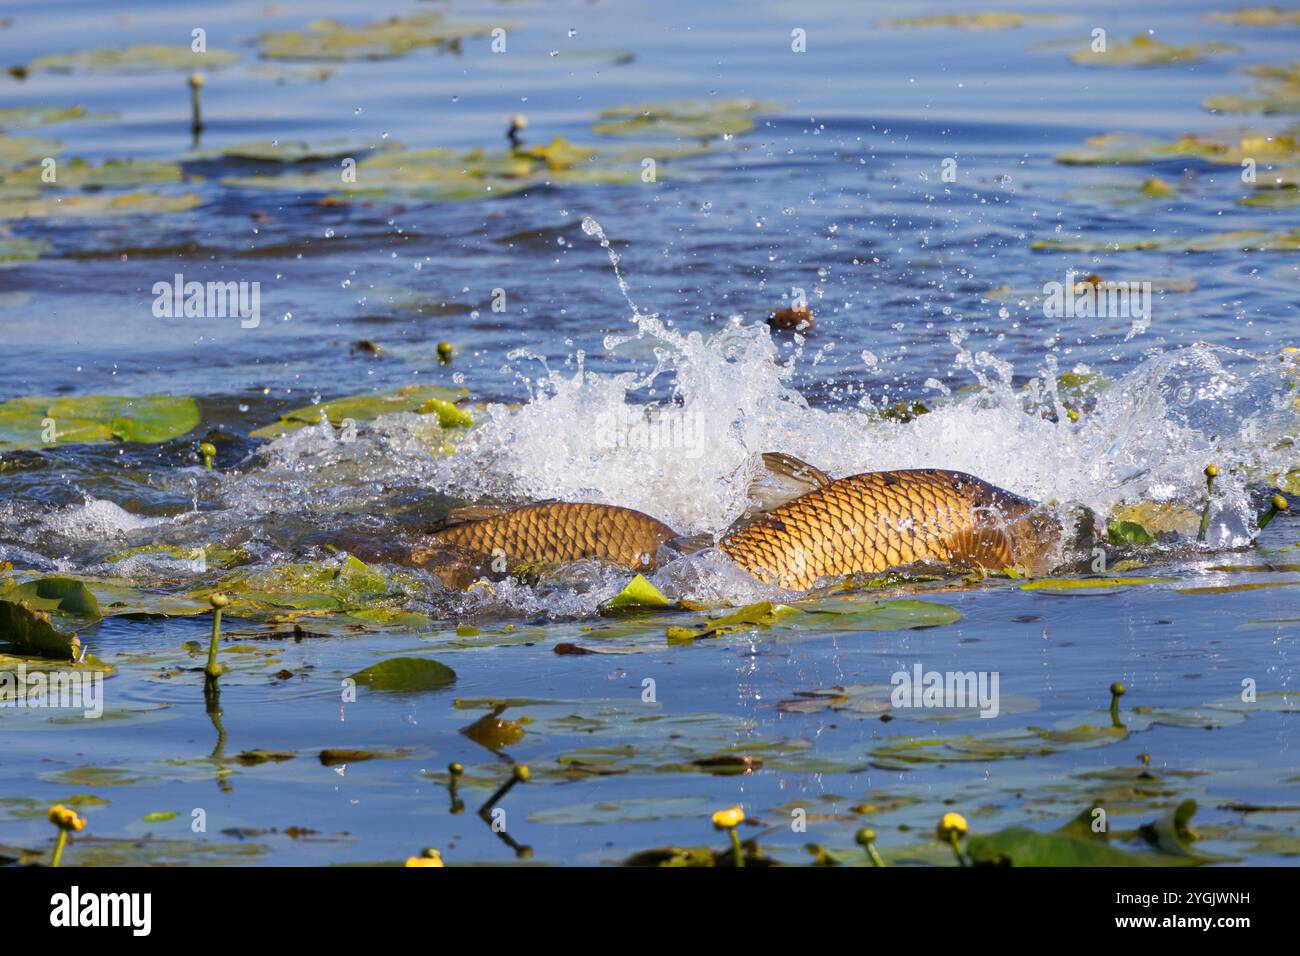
[414,501,677,586]
[413,453,1064,591]
[717,453,1063,590]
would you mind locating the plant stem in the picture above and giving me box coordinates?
[728,828,744,868]
[51,828,67,868]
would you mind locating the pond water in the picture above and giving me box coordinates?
[0,0,1298,866]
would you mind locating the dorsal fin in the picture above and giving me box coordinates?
[750,452,833,511]
[725,452,834,537]
[436,505,506,530]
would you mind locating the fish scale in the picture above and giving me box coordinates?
[719,468,1031,590]
[432,501,675,571]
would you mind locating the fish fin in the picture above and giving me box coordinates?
[749,452,833,510]
[664,532,715,556]
[723,453,834,538]
[437,505,506,528]
[942,527,1014,571]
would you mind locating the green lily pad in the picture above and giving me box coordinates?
[879,13,1066,30]
[1032,229,1300,253]
[215,555,415,620]
[0,235,48,267]
[1021,576,1174,591]
[0,190,203,220]
[349,656,457,693]
[0,599,84,661]
[1107,521,1155,546]
[141,810,178,823]
[0,577,100,617]
[1057,128,1300,167]
[1071,34,1238,67]
[599,574,672,614]
[258,14,497,62]
[0,105,101,128]
[0,394,200,449]
[1206,8,1300,26]
[0,133,62,165]
[0,158,184,191]
[28,44,238,74]
[248,384,467,439]
[193,139,386,163]
[592,98,772,140]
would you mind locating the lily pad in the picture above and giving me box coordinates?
[0,191,202,220]
[1206,8,1300,26]
[1020,576,1174,591]
[0,577,100,617]
[0,600,84,660]
[880,13,1066,30]
[0,394,200,449]
[348,656,456,693]
[258,14,497,62]
[592,98,772,140]
[29,44,238,73]
[1031,229,1300,253]
[249,384,468,439]
[0,133,62,165]
[0,106,100,128]
[0,158,184,191]
[0,235,48,267]
[1057,127,1300,167]
[1071,34,1238,67]
[599,574,672,614]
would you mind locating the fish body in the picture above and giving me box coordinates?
[417,454,1061,592]
[429,501,677,572]
[720,465,1056,591]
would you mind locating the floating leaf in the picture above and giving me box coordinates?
[1057,127,1300,167]
[1020,576,1174,591]
[1071,34,1238,67]
[0,577,100,617]
[0,190,202,220]
[0,394,200,449]
[193,140,384,163]
[880,13,1066,30]
[29,44,238,73]
[0,133,62,165]
[0,600,83,661]
[1206,8,1300,26]
[0,158,183,192]
[1107,520,1155,546]
[0,235,48,267]
[248,384,467,439]
[1032,229,1300,253]
[258,14,497,61]
[666,601,799,642]
[348,656,456,693]
[592,98,772,140]
[0,105,102,128]
[599,574,672,614]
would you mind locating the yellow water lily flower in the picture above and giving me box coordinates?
[936,812,968,840]
[48,805,86,832]
[711,806,745,830]
[405,849,444,867]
